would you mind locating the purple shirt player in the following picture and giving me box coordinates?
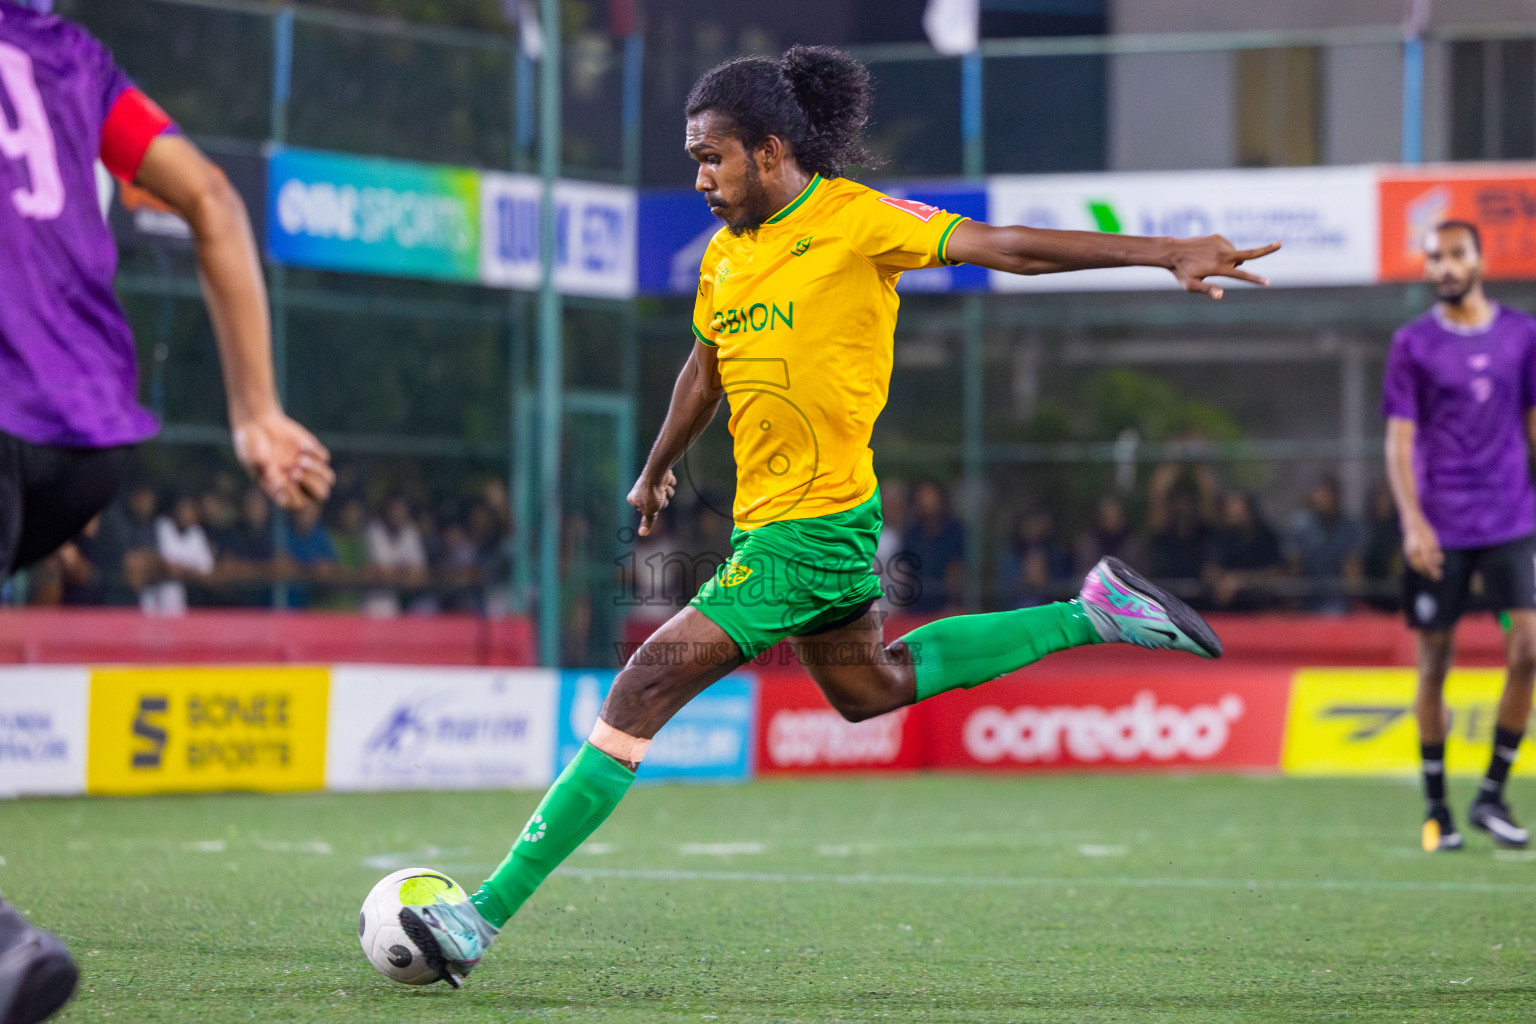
[1384,219,1536,855]
[0,0,331,583]
[1382,302,1536,549]
[0,0,176,447]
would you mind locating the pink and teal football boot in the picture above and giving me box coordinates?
[1077,557,1223,658]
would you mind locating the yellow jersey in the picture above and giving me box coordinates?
[691,174,966,529]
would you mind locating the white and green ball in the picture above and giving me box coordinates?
[358,867,467,985]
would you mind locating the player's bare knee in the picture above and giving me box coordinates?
[822,683,903,723]
[1508,636,1536,682]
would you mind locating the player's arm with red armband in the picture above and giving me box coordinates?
[942,219,1281,300]
[101,88,334,509]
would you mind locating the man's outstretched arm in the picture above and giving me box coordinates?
[134,134,334,508]
[944,221,1281,300]
[627,341,725,535]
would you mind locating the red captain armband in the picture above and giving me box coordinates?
[100,88,176,181]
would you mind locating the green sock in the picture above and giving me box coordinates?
[470,742,635,928]
[901,601,1101,703]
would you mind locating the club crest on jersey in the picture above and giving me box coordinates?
[715,259,732,284]
[791,235,814,256]
[718,563,754,587]
[877,196,943,222]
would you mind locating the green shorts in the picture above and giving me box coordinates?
[690,488,885,661]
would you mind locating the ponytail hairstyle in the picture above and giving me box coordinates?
[684,44,875,180]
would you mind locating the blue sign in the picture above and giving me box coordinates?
[557,670,757,783]
[636,188,722,296]
[636,181,989,296]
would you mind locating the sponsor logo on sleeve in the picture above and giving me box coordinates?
[877,196,944,222]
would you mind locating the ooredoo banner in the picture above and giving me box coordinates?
[326,666,557,792]
[756,673,922,773]
[922,671,1291,771]
[0,667,89,797]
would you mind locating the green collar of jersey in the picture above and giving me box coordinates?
[764,174,823,225]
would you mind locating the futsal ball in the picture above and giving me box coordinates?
[358,867,467,985]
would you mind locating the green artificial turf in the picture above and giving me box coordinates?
[4,774,1534,1023]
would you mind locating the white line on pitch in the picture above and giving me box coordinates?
[555,866,1536,895]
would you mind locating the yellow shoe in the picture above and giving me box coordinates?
[1422,804,1464,852]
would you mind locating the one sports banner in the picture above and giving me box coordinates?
[1282,668,1536,777]
[986,166,1380,292]
[267,147,481,283]
[86,666,329,795]
[1379,167,1536,282]
[325,666,558,792]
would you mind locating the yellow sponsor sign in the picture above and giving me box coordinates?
[1283,668,1532,777]
[87,667,328,795]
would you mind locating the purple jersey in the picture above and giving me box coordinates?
[0,2,158,448]
[1381,303,1536,549]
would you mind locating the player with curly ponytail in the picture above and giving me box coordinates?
[405,44,1286,988]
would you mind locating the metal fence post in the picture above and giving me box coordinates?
[536,0,564,666]
[269,5,294,610]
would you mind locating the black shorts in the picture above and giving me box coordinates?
[0,431,131,577]
[1402,534,1536,631]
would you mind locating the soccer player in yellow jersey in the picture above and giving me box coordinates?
[403,45,1280,984]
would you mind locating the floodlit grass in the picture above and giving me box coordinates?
[5,774,1535,1023]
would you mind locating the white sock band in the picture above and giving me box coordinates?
[589,719,651,763]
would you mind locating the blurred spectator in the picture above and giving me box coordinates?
[1075,494,1146,571]
[147,496,214,614]
[875,479,916,609]
[480,478,513,537]
[365,496,428,616]
[903,479,965,614]
[996,506,1074,607]
[327,496,370,609]
[621,512,688,633]
[119,484,162,598]
[57,515,110,606]
[1362,482,1403,612]
[218,488,276,607]
[283,502,339,608]
[1147,464,1218,597]
[1287,476,1364,615]
[438,518,484,612]
[466,500,511,612]
[1206,490,1284,611]
[199,487,237,552]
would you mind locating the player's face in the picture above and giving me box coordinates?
[1423,227,1482,303]
[686,113,773,236]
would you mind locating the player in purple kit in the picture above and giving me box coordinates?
[1384,220,1536,853]
[0,2,332,1020]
